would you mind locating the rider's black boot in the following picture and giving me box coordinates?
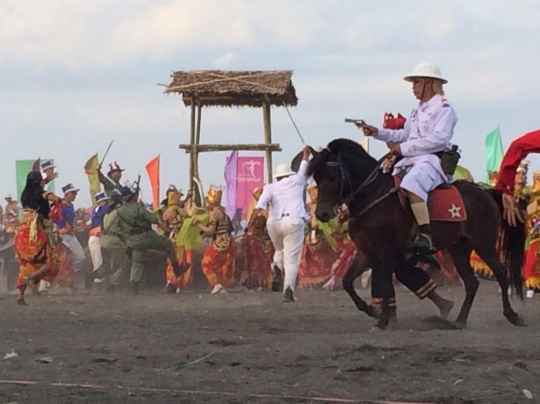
[408,224,436,255]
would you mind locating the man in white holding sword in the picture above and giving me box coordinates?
[252,145,310,302]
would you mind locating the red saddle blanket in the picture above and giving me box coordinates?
[394,177,467,222]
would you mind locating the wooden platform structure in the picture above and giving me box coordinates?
[164,69,298,204]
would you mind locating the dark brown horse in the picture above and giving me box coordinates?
[307,138,526,329]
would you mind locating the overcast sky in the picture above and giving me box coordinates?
[1,0,540,206]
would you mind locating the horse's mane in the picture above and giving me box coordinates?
[307,138,378,178]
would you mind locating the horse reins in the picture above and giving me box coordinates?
[331,151,401,219]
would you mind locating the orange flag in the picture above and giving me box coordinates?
[146,155,160,210]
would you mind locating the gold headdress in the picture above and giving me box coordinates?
[166,185,182,207]
[532,171,540,195]
[206,184,224,206]
[488,171,499,187]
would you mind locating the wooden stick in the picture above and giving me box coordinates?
[189,98,196,198]
[179,144,281,153]
[263,100,273,183]
[194,102,203,181]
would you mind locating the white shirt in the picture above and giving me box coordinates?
[256,160,309,222]
[375,94,458,179]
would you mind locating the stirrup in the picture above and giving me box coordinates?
[407,233,436,255]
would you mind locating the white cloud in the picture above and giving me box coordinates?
[110,0,254,59]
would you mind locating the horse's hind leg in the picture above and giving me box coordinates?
[474,245,525,326]
[342,257,376,319]
[448,239,479,327]
[396,257,454,319]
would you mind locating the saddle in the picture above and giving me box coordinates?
[393,176,467,222]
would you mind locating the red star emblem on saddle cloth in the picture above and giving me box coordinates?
[393,177,467,222]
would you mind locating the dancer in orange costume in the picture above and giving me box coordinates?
[523,172,540,296]
[193,185,236,294]
[15,171,62,305]
[163,186,193,292]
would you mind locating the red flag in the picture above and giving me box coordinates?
[145,156,160,210]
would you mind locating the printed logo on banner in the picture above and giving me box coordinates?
[236,157,264,218]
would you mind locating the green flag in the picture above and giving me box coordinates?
[15,159,55,200]
[485,127,503,181]
[453,165,473,182]
[15,160,35,200]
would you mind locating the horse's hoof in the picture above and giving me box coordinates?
[375,318,389,330]
[450,320,467,330]
[439,300,454,320]
[508,313,526,327]
[367,306,382,320]
[368,306,382,320]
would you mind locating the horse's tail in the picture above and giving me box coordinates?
[485,188,525,300]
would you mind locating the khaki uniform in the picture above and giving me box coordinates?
[96,210,127,286]
[116,201,176,283]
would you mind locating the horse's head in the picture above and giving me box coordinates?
[307,138,378,222]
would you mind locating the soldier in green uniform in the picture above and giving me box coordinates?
[116,187,187,294]
[85,195,129,292]
[98,162,125,197]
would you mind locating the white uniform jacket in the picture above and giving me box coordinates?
[375,94,458,183]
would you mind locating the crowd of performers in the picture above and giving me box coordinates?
[7,165,535,306]
[6,131,540,305]
[5,156,364,304]
[160,182,358,295]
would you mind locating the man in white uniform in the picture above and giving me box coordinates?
[360,62,458,254]
[253,146,310,302]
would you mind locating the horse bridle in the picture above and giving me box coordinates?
[326,151,400,219]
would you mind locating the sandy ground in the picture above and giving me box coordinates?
[0,281,539,404]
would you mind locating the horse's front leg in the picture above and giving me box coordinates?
[376,249,398,329]
[342,256,376,319]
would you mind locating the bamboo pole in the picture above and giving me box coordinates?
[189,97,196,197]
[262,101,273,183]
[193,102,203,206]
[194,103,202,179]
[178,144,281,153]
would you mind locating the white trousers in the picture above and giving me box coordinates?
[61,234,86,272]
[395,156,447,201]
[88,235,103,271]
[266,217,305,292]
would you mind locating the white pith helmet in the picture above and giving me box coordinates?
[273,164,295,178]
[404,62,447,84]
